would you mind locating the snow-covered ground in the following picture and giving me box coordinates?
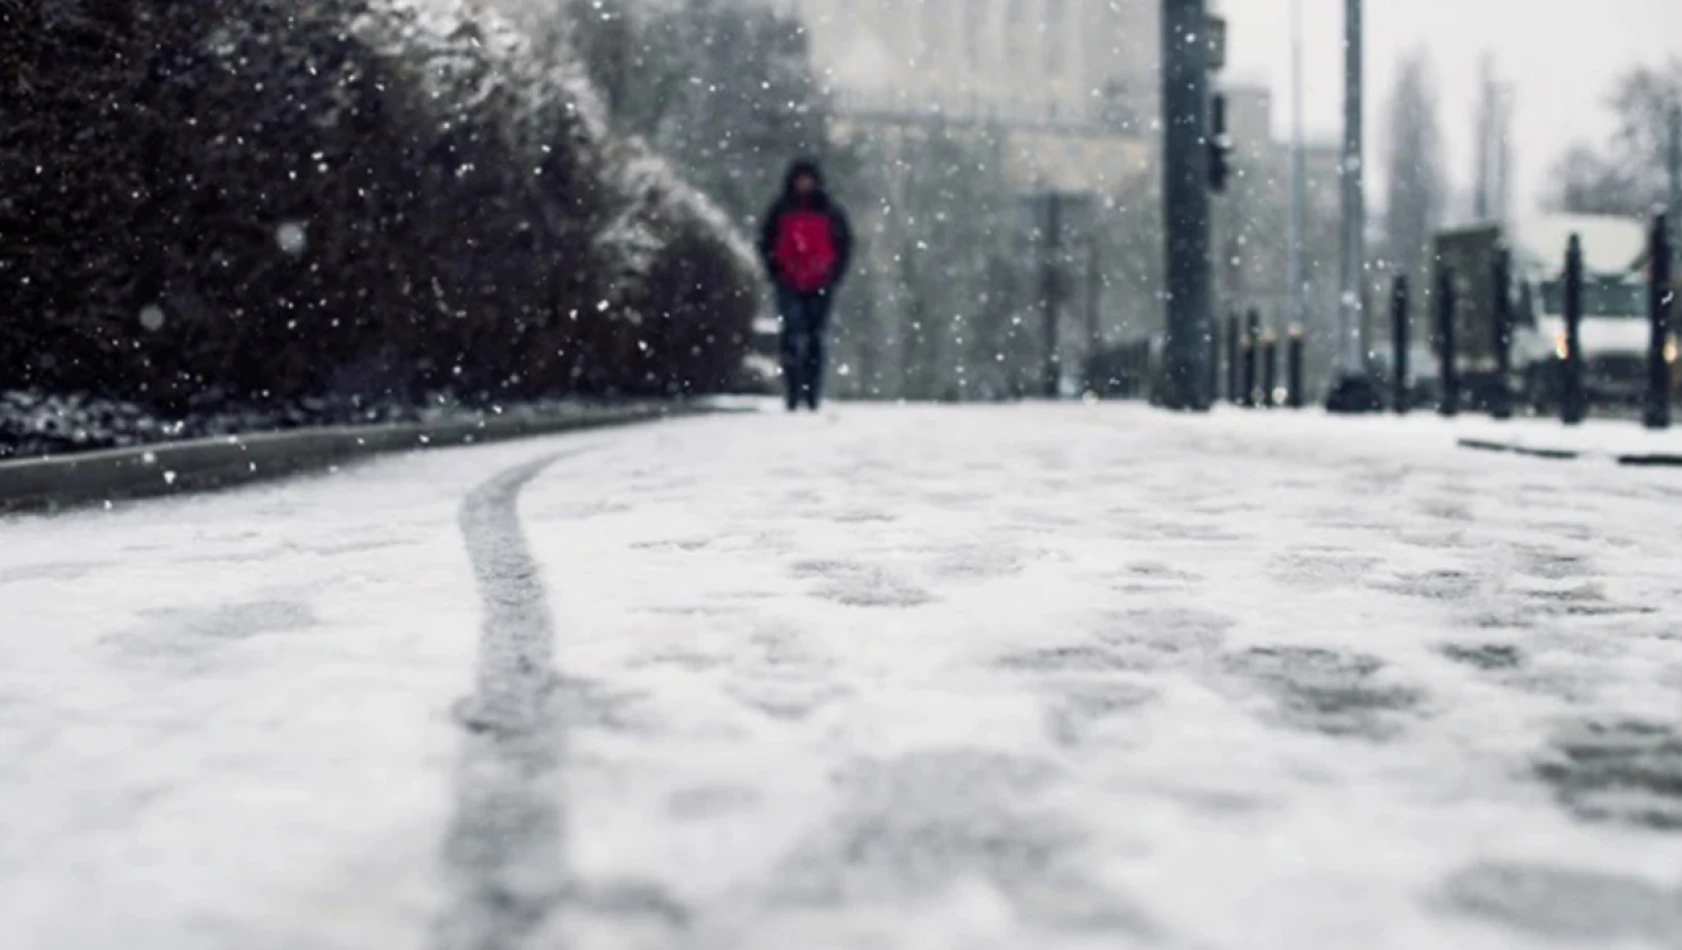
[3,404,1681,950]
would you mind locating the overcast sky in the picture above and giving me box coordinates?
[1218,0,1682,215]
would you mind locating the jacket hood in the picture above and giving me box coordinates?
[783,157,825,194]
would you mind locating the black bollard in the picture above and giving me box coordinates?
[1209,325,1221,405]
[1242,309,1260,408]
[1392,275,1410,413]
[1437,266,1460,417]
[1646,213,1673,430]
[1288,326,1306,409]
[1261,329,1279,408]
[1562,234,1587,425]
[1490,246,1514,420]
[1226,313,1241,403]
[1136,339,1150,400]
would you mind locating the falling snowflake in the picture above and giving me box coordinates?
[275,222,308,257]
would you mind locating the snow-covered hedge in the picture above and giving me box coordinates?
[0,0,760,420]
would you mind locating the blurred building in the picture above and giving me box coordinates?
[1210,83,1348,393]
[763,1,1360,400]
[772,0,1159,193]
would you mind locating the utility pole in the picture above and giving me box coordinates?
[1327,0,1380,411]
[1160,0,1213,411]
[1288,0,1307,345]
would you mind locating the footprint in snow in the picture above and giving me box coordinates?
[790,559,932,608]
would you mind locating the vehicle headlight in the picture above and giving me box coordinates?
[1667,336,1678,365]
[1553,331,1569,360]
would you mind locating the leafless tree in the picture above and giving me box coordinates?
[1548,59,1682,216]
[1382,50,1446,317]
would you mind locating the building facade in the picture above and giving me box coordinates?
[774,0,1158,123]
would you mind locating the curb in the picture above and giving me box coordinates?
[0,402,715,514]
[1456,437,1682,468]
[1456,438,1581,461]
[1616,453,1682,467]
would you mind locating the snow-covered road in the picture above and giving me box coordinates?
[4,405,1682,950]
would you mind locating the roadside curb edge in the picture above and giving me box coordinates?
[1457,437,1682,467]
[0,402,720,514]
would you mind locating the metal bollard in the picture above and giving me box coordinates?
[1226,313,1241,404]
[1261,328,1279,408]
[1437,266,1460,417]
[1646,212,1673,430]
[1209,324,1221,406]
[1243,309,1260,408]
[1288,326,1306,409]
[1562,234,1587,425]
[1135,339,1150,400]
[1392,275,1410,414]
[1491,246,1514,420]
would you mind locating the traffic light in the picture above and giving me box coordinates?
[1209,91,1232,193]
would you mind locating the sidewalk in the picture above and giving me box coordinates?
[3,403,1679,949]
[527,405,1682,949]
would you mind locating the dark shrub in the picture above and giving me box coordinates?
[0,0,760,424]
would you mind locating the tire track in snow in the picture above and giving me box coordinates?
[435,452,574,950]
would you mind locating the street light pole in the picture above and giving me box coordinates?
[1160,0,1213,411]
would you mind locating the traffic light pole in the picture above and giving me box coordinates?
[1160,0,1213,411]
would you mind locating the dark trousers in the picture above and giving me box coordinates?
[777,286,833,410]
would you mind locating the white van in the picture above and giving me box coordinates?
[1507,214,1669,408]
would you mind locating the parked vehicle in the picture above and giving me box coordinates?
[1432,214,1671,412]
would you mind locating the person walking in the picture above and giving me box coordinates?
[759,158,852,412]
